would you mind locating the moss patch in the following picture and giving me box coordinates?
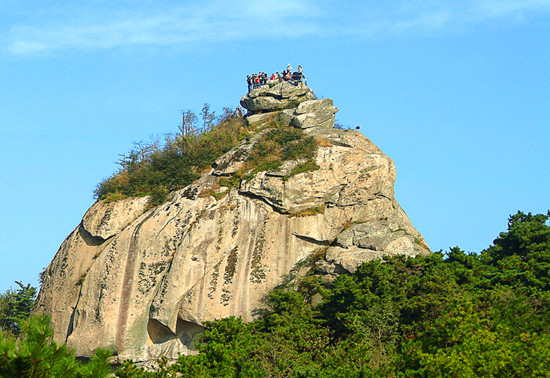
[284,160,320,181]
[290,204,326,218]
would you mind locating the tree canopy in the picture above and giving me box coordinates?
[0,281,37,336]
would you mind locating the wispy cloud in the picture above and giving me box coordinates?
[2,0,550,56]
[347,0,550,37]
[2,0,320,55]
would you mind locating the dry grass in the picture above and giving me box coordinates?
[290,204,326,218]
[315,137,332,147]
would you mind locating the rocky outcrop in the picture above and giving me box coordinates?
[35,85,429,363]
[241,82,339,129]
[240,81,315,113]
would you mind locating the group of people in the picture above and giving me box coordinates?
[246,64,306,93]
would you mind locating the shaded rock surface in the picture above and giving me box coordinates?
[35,86,429,363]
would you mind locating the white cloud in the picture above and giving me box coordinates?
[2,0,321,55]
[2,0,550,56]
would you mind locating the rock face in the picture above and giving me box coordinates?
[35,83,429,363]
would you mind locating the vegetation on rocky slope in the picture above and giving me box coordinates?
[3,211,549,376]
[244,126,318,177]
[94,106,248,205]
[94,106,318,207]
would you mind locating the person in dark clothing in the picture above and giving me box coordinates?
[247,75,252,93]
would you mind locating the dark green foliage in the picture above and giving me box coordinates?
[482,210,550,292]
[0,282,37,336]
[94,107,246,206]
[115,211,550,376]
[0,315,112,378]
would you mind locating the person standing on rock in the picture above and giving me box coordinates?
[284,70,291,81]
[287,63,292,73]
[294,65,305,84]
[247,75,253,93]
[261,72,266,85]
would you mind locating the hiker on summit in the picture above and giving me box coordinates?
[245,65,305,91]
[247,75,252,93]
[284,70,291,81]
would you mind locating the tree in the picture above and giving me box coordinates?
[0,281,37,336]
[483,210,550,292]
[0,315,112,377]
[179,109,198,137]
[200,104,216,131]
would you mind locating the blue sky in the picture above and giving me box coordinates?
[1,0,549,292]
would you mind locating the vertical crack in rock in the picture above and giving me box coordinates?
[65,285,83,342]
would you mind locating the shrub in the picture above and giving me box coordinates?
[94,107,319,207]
[245,124,318,177]
[95,107,246,206]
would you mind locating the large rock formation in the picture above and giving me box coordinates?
[35,82,429,363]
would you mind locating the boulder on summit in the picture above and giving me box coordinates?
[241,82,339,129]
